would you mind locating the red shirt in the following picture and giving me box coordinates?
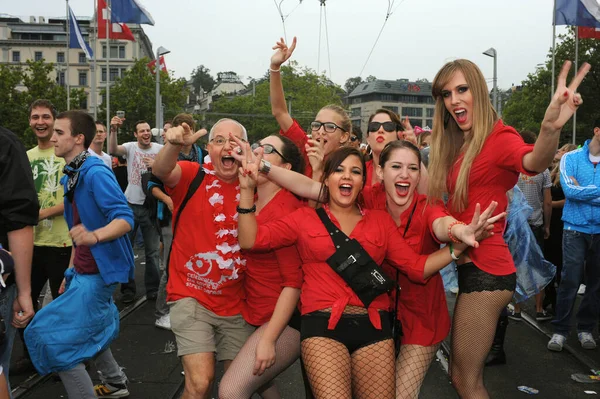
[166,162,245,316]
[252,206,428,330]
[447,120,534,276]
[367,187,451,346]
[72,199,99,275]
[280,119,312,178]
[242,190,303,326]
[363,159,376,205]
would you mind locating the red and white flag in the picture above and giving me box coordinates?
[147,56,168,75]
[578,26,600,39]
[98,0,136,41]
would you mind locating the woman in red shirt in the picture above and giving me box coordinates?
[427,59,589,398]
[219,135,305,399]
[235,145,496,399]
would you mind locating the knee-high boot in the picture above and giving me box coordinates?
[485,315,508,366]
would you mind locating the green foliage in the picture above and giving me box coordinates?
[344,76,363,94]
[191,65,216,93]
[503,27,600,145]
[207,61,344,143]
[98,58,188,142]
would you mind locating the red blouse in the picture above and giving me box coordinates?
[251,206,428,330]
[363,159,376,205]
[366,187,451,346]
[447,120,534,276]
[242,190,303,326]
[280,119,312,178]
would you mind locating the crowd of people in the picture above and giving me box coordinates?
[0,35,597,399]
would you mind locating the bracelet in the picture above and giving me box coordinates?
[236,204,257,214]
[447,221,466,244]
[269,67,281,73]
[92,231,101,245]
[259,160,272,175]
[449,243,461,261]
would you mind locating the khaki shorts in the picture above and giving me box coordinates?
[169,297,254,361]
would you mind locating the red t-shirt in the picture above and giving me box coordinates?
[280,119,312,178]
[72,199,99,275]
[252,206,428,330]
[367,188,451,346]
[166,162,245,316]
[447,120,534,276]
[242,190,303,326]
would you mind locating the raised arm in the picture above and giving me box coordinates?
[108,115,127,157]
[154,124,204,188]
[523,61,591,173]
[270,37,296,132]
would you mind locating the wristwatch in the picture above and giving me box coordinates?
[259,160,271,175]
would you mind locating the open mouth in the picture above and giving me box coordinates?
[221,155,235,168]
[376,136,385,143]
[339,183,353,196]
[454,108,467,124]
[395,182,410,197]
[35,126,48,134]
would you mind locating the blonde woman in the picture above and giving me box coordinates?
[427,59,589,398]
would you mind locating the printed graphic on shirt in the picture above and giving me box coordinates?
[183,250,244,295]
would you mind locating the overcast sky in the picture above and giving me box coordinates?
[5,0,570,90]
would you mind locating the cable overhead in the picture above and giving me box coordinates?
[323,1,332,81]
[273,0,303,43]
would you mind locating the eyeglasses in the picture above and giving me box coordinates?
[350,136,359,142]
[310,121,347,133]
[368,121,398,133]
[209,136,248,146]
[251,143,288,162]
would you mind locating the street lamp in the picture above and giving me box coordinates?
[155,46,170,132]
[483,47,498,111]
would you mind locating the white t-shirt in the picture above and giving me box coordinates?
[122,142,163,205]
[87,148,112,168]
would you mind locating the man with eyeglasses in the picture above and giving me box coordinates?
[153,118,254,399]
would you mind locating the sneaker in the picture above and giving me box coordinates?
[578,284,587,295]
[155,314,171,331]
[146,291,158,300]
[547,334,566,351]
[94,382,130,398]
[121,291,135,304]
[508,309,522,321]
[578,332,597,349]
[536,310,553,322]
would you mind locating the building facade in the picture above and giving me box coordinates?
[347,79,435,134]
[0,14,153,119]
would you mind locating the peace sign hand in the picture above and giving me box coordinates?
[271,37,297,69]
[230,134,262,191]
[543,61,591,131]
[400,116,417,145]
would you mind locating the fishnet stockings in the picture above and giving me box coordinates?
[450,289,513,399]
[219,325,300,399]
[302,337,395,399]
[395,344,439,399]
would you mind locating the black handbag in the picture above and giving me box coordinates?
[316,208,395,308]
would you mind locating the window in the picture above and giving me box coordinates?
[57,52,65,63]
[380,94,393,101]
[101,67,106,82]
[120,68,127,78]
[352,119,361,128]
[12,51,20,62]
[351,107,361,117]
[119,46,125,59]
[399,95,418,104]
[402,107,422,117]
[79,71,87,86]
[351,97,361,104]
[410,119,421,128]
[110,68,119,82]
[79,52,86,63]
[34,51,43,61]
[102,45,126,59]
[426,108,434,117]
[382,106,399,114]
[57,71,65,86]
[80,96,88,110]
[425,119,433,129]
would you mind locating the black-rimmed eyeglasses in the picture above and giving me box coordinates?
[310,121,347,133]
[251,143,288,162]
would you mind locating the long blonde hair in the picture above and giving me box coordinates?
[550,143,578,185]
[428,59,498,212]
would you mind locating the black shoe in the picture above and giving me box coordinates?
[12,357,35,375]
[536,310,553,322]
[146,291,158,300]
[507,310,522,321]
[121,291,135,304]
[485,316,508,367]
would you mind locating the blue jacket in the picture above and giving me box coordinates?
[560,139,600,234]
[61,156,135,284]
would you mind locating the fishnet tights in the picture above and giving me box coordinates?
[219,324,300,399]
[302,337,395,399]
[395,344,439,399]
[450,289,513,399]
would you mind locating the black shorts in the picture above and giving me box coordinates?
[301,311,392,354]
[458,262,516,293]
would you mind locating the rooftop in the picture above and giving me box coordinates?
[348,79,433,98]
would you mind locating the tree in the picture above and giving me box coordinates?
[99,58,188,142]
[344,76,363,94]
[208,61,344,143]
[503,27,600,145]
[191,65,216,94]
[365,75,378,83]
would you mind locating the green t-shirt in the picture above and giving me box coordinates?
[27,146,71,247]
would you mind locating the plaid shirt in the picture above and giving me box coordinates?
[517,169,552,227]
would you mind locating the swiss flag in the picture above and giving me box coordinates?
[147,56,168,75]
[98,0,136,41]
[578,26,600,40]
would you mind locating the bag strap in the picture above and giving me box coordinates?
[165,166,205,278]
[316,208,350,247]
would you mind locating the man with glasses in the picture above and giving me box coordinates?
[153,118,254,399]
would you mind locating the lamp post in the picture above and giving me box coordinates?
[483,47,498,111]
[155,46,170,132]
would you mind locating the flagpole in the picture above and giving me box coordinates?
[66,0,71,110]
[106,0,110,127]
[551,0,556,100]
[573,27,579,145]
[91,0,97,120]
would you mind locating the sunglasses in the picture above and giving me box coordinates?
[251,143,288,162]
[368,121,398,133]
[310,121,347,133]
[350,136,359,142]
